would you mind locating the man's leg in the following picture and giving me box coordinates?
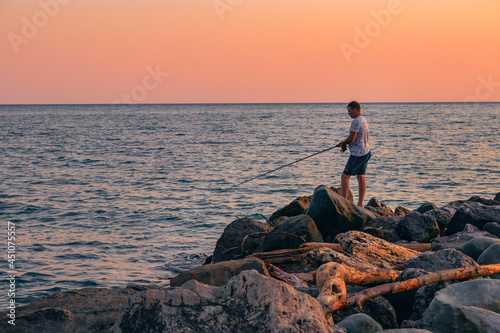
[341,173,351,199]
[357,174,366,207]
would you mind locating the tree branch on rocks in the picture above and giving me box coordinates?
[321,263,500,317]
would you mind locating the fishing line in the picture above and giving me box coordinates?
[222,145,339,192]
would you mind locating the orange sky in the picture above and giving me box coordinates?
[1,0,499,104]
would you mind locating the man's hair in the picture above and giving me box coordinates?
[347,101,361,111]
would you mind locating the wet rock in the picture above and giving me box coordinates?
[170,257,270,287]
[484,222,500,237]
[421,279,500,333]
[477,243,500,279]
[269,196,312,222]
[258,214,323,252]
[462,237,500,261]
[415,202,438,214]
[397,212,440,243]
[336,313,382,333]
[0,287,142,333]
[445,201,500,235]
[212,217,271,263]
[114,270,334,333]
[305,185,375,242]
[431,224,496,251]
[361,216,402,242]
[335,230,419,270]
[403,248,478,272]
[394,206,411,216]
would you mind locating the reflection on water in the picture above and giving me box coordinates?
[0,103,498,305]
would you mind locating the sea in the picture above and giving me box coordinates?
[1,102,499,307]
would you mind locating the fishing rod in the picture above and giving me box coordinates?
[222,144,342,192]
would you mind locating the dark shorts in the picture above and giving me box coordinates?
[343,151,371,176]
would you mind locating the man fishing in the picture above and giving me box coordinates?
[335,101,371,207]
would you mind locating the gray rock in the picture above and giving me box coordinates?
[258,214,323,252]
[269,196,312,222]
[495,192,500,202]
[431,224,496,251]
[394,206,411,216]
[446,202,500,235]
[461,306,500,333]
[336,313,382,333]
[333,285,397,329]
[170,257,270,287]
[415,202,438,214]
[440,200,466,218]
[114,270,334,333]
[365,198,395,217]
[477,243,500,279]
[462,237,500,261]
[384,269,427,325]
[305,185,375,242]
[403,248,478,272]
[422,279,500,333]
[484,222,500,238]
[361,216,402,242]
[212,217,271,263]
[0,287,142,333]
[410,281,451,321]
[397,212,440,243]
[423,209,452,232]
[467,195,500,206]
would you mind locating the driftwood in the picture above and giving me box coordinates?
[250,242,431,266]
[266,263,309,288]
[325,263,500,314]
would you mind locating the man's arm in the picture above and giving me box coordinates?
[336,131,358,148]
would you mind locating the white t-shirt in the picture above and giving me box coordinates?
[348,115,370,156]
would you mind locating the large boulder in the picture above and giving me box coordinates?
[212,217,271,263]
[403,248,478,272]
[305,185,375,242]
[302,247,380,271]
[361,216,402,242]
[495,192,500,202]
[258,214,323,252]
[170,257,269,287]
[269,196,312,222]
[397,212,440,243]
[446,202,500,235]
[0,287,143,333]
[114,270,334,333]
[336,313,382,333]
[462,237,500,261]
[423,209,453,232]
[335,231,419,270]
[365,198,395,217]
[421,279,500,333]
[431,224,496,251]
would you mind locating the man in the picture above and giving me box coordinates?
[335,101,371,207]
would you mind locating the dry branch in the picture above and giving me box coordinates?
[326,263,500,314]
[299,242,431,253]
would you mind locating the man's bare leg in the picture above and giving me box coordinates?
[341,173,350,199]
[357,174,366,207]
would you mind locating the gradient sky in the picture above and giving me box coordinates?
[1,0,499,104]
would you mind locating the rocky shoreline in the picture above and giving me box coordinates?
[2,185,500,333]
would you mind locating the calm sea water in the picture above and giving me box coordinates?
[1,103,499,306]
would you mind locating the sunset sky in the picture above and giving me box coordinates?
[1,0,499,104]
